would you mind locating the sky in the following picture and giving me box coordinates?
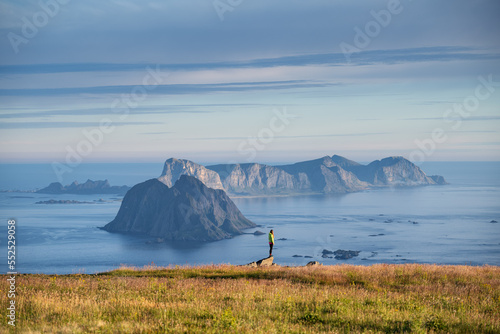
[0,0,499,166]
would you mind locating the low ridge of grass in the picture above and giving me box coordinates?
[1,264,499,333]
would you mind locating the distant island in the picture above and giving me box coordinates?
[158,155,447,196]
[35,199,93,204]
[102,175,255,241]
[37,179,130,195]
[35,199,116,204]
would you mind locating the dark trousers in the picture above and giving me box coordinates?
[269,243,273,256]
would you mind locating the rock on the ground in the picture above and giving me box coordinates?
[245,262,258,268]
[256,256,274,267]
[244,256,274,267]
[306,261,321,266]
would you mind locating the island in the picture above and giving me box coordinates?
[157,155,447,196]
[102,175,255,241]
[37,179,130,195]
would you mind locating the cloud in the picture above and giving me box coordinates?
[186,132,392,141]
[140,131,173,135]
[402,116,500,122]
[0,106,226,119]
[1,46,498,75]
[0,80,335,96]
[0,121,160,129]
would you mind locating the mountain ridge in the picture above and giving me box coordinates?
[158,155,446,196]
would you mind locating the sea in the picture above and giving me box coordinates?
[0,162,499,274]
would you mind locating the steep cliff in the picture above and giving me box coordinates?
[157,158,224,190]
[102,175,255,241]
[208,163,298,195]
[207,156,368,195]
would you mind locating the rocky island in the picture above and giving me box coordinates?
[157,155,446,196]
[35,199,93,204]
[102,175,255,241]
[37,179,130,195]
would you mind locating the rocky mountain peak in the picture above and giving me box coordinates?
[157,158,224,190]
[103,175,255,241]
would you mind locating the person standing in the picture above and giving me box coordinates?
[268,229,274,257]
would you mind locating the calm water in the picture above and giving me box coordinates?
[0,162,499,274]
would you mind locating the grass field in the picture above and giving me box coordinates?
[1,264,499,333]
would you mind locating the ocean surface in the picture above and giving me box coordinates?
[0,162,499,274]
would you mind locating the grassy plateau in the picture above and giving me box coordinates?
[1,264,499,333]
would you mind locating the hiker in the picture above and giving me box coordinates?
[268,229,274,257]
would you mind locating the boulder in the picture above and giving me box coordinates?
[306,261,321,266]
[245,262,258,268]
[243,256,274,267]
[256,256,274,267]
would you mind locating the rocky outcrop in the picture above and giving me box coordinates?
[322,249,361,260]
[158,155,446,196]
[37,179,130,195]
[208,163,297,195]
[306,261,321,266]
[102,175,255,241]
[157,158,224,190]
[244,256,274,267]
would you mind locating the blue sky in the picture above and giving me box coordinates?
[0,0,499,164]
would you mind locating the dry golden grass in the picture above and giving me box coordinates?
[1,264,499,333]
